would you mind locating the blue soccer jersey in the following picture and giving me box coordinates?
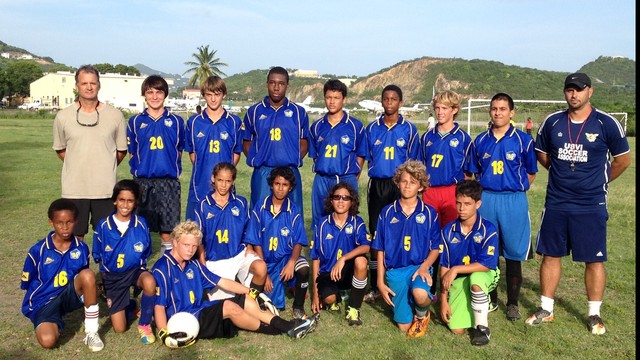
[92,213,152,273]
[152,252,221,319]
[195,192,250,261]
[185,110,243,204]
[469,125,538,191]
[418,123,473,186]
[310,214,370,274]
[244,196,308,264]
[535,108,630,209]
[365,115,419,179]
[242,97,309,168]
[21,232,91,320]
[371,199,440,270]
[127,108,185,178]
[308,112,367,176]
[440,215,499,271]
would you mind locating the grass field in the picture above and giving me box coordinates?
[0,116,635,360]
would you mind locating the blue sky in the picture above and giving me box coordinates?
[1,0,635,77]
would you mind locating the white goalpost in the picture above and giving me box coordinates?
[465,99,629,136]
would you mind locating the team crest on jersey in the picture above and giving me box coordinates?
[259,115,267,120]
[134,242,144,253]
[186,269,195,279]
[317,136,324,142]
[506,151,516,161]
[396,138,406,147]
[164,119,173,127]
[206,212,214,219]
[390,217,399,224]
[44,257,54,265]
[326,233,334,240]
[140,123,148,129]
[425,140,433,147]
[341,135,351,144]
[483,152,491,159]
[105,245,113,252]
[220,131,229,140]
[70,249,81,259]
[284,110,293,117]
[415,214,426,224]
[557,132,563,137]
[345,224,354,234]
[449,138,460,148]
[231,207,240,216]
[374,140,383,146]
[21,271,29,282]
[281,227,290,236]
[585,133,599,142]
[473,233,484,243]
[450,236,460,244]
[197,132,205,138]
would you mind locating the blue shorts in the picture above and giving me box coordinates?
[479,190,532,261]
[32,280,83,330]
[251,166,304,221]
[103,267,146,314]
[386,265,433,325]
[311,173,357,230]
[536,207,608,262]
[265,256,308,309]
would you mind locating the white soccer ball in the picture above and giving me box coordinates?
[167,312,200,338]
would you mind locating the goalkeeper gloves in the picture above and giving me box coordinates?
[158,328,196,349]
[249,288,279,316]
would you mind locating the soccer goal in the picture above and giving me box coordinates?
[464,99,629,137]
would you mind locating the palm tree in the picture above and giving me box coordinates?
[183,45,228,88]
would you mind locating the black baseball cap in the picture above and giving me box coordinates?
[564,73,591,90]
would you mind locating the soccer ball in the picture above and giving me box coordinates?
[167,312,200,338]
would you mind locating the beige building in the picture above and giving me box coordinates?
[29,72,173,112]
[292,69,319,78]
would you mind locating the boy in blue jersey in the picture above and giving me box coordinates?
[364,84,419,302]
[468,93,537,321]
[439,179,500,346]
[372,160,440,338]
[128,75,185,251]
[310,182,370,325]
[244,167,311,320]
[419,90,474,299]
[242,66,309,220]
[195,162,268,301]
[308,79,367,230]
[185,75,244,221]
[92,180,157,344]
[527,73,631,335]
[153,221,318,348]
[21,199,103,351]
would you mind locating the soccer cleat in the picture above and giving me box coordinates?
[137,324,156,344]
[345,306,362,326]
[525,308,554,325]
[471,325,491,346]
[292,307,308,320]
[407,312,430,338]
[587,315,606,335]
[323,302,341,313]
[363,289,381,303]
[83,331,104,352]
[287,313,319,339]
[488,302,498,313]
[506,304,521,321]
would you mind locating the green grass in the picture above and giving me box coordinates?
[0,117,635,359]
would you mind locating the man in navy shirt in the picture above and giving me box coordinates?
[526,73,630,335]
